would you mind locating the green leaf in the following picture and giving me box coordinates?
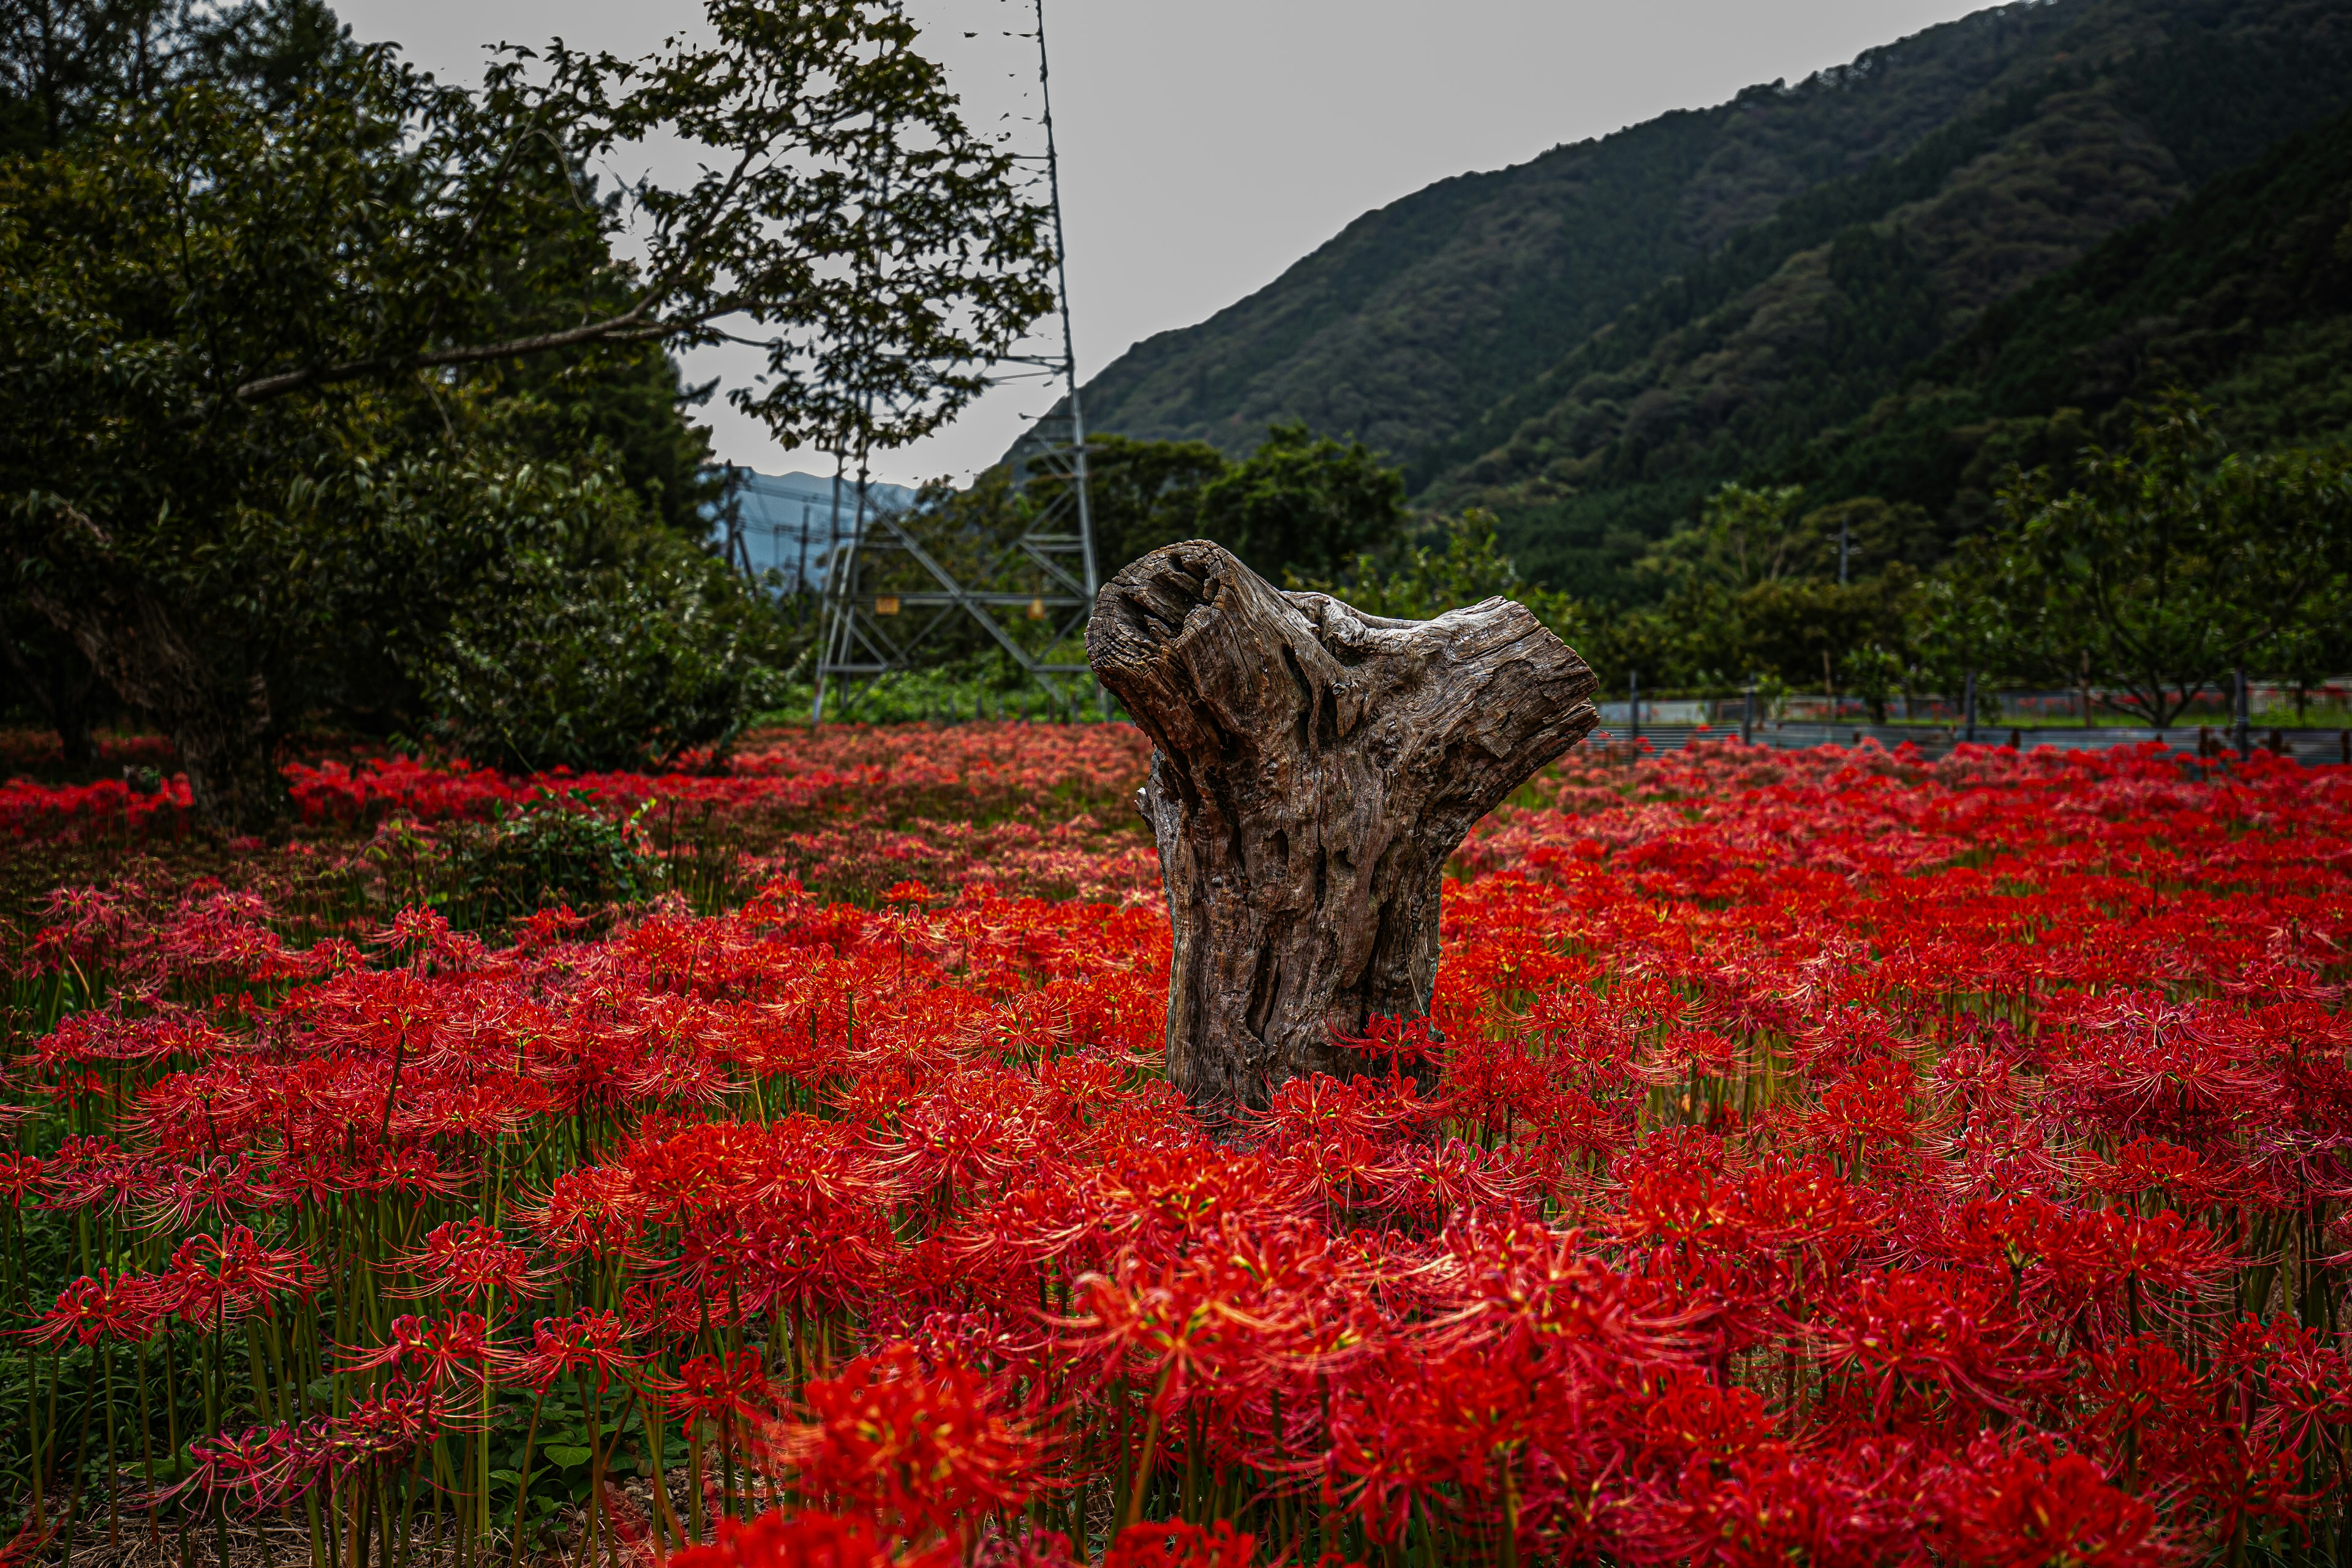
[541,1446,593,1469]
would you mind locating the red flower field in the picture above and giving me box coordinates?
[2,727,2346,1567]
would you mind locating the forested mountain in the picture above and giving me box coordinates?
[1060,0,2352,600]
[1785,99,2352,530]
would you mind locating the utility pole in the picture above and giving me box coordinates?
[1627,669,1640,749]
[811,0,1099,723]
[1963,669,1978,744]
[1838,516,1850,586]
[2234,666,2252,758]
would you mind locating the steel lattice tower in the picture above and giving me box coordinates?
[812,0,1098,722]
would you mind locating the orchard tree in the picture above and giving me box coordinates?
[0,0,1056,829]
[1959,396,2351,727]
[1196,423,1411,582]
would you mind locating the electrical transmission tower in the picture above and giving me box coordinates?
[812,0,1098,722]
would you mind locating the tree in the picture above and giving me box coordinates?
[1076,434,1231,573]
[1088,541,1597,1120]
[1956,396,2352,727]
[1604,483,1931,693]
[1291,508,1592,646]
[1,0,354,153]
[1,0,1057,829]
[417,480,791,772]
[1196,423,1409,582]
[0,596,100,766]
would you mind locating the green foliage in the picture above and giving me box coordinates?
[1799,100,2352,533]
[861,423,1406,676]
[1562,481,1926,695]
[418,495,794,773]
[1292,510,1588,644]
[1072,0,2122,480]
[1077,433,1231,573]
[1196,423,1410,582]
[1069,0,2352,601]
[435,793,660,928]
[1940,396,2352,726]
[0,1,1055,830]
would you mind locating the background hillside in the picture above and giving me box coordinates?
[1784,99,2352,532]
[1057,0,2352,601]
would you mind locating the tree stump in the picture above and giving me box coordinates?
[1086,540,1600,1121]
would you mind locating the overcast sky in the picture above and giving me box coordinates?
[336,0,1992,489]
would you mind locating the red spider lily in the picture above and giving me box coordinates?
[339,1312,506,1392]
[386,1217,544,1304]
[0,1152,43,1202]
[28,1270,162,1346]
[1103,1520,1263,1567]
[1329,1014,1442,1074]
[1655,1442,1930,1568]
[764,1346,1047,1544]
[1809,1270,2060,1425]
[0,1515,58,1568]
[330,1378,445,1465]
[151,1227,322,1325]
[1936,1437,2162,1568]
[671,1350,777,1427]
[171,1422,336,1510]
[664,1509,945,1568]
[513,1309,644,1393]
[1,729,2348,1559]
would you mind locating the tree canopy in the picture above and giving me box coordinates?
[0,0,1058,826]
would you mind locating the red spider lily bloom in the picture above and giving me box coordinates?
[671,1350,777,1427]
[28,1270,162,1346]
[0,1153,44,1202]
[339,1313,506,1392]
[513,1310,644,1393]
[1104,1520,1262,1568]
[1329,1014,1443,1073]
[665,1509,949,1568]
[1659,1443,1929,1568]
[388,1217,543,1304]
[1938,1438,2161,1568]
[1810,1270,2059,1425]
[171,1422,336,1511]
[151,1228,322,1325]
[766,1346,1047,1544]
[329,1378,445,1466]
[0,1514,58,1568]
[136,1155,279,1232]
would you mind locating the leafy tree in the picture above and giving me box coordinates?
[1955,396,2351,727]
[0,0,1057,829]
[1639,484,1814,594]
[1604,482,1929,693]
[1196,423,1409,582]
[1077,434,1230,574]
[417,485,789,772]
[1292,510,1588,644]
[0,597,100,765]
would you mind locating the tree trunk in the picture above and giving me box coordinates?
[23,578,282,832]
[0,600,99,771]
[1087,541,1600,1121]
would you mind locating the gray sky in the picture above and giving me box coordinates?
[337,0,1991,488]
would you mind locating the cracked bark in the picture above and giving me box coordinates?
[1087,540,1600,1122]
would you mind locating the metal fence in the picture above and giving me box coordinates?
[1590,720,2352,767]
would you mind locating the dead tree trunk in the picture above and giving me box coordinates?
[1087,541,1600,1121]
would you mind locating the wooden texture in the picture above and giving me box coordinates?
[1087,540,1600,1120]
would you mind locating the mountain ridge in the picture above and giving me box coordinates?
[1051,0,2352,600]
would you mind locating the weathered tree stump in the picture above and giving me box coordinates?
[1086,540,1600,1121]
